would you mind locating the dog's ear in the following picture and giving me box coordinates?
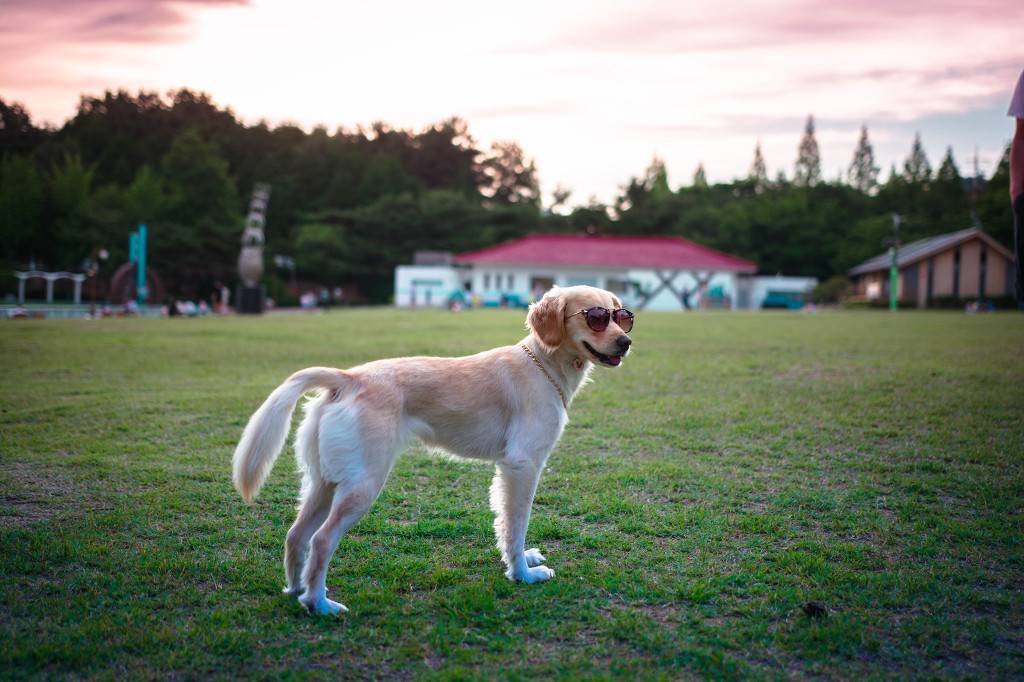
[527,288,566,350]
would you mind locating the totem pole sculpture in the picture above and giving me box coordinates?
[237,183,271,314]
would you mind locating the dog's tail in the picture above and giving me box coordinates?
[232,367,350,503]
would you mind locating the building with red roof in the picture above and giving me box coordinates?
[453,234,756,272]
[395,233,815,310]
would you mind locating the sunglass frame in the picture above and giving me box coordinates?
[566,307,635,333]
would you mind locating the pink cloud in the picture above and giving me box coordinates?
[0,0,247,51]
[525,0,1024,54]
[0,0,1019,201]
[0,0,248,125]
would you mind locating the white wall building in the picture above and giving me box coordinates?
[394,234,818,310]
[395,234,788,311]
[393,265,464,308]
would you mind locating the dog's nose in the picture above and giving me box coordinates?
[616,335,631,353]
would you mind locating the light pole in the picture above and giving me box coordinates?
[86,247,109,318]
[882,213,901,312]
[273,254,296,287]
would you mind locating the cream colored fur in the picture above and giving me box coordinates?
[231,285,632,615]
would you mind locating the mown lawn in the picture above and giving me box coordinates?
[1,308,1022,680]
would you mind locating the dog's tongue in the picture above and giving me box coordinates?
[607,355,621,366]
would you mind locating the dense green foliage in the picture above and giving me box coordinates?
[1,309,1022,678]
[0,92,1015,301]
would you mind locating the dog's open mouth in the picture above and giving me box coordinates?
[583,341,623,367]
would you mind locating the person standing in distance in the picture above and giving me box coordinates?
[1009,68,1024,307]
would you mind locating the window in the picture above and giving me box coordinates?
[483,273,491,290]
[606,278,630,294]
[530,277,554,298]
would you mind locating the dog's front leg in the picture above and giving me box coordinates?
[489,458,554,583]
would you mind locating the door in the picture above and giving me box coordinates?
[903,264,918,305]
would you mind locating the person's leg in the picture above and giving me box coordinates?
[1015,194,1024,307]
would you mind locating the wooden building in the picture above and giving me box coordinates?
[848,228,1015,308]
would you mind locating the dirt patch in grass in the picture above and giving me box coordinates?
[0,462,82,528]
[634,602,683,626]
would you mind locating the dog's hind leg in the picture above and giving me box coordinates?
[297,476,386,615]
[282,477,332,596]
[281,397,331,596]
[297,398,398,615]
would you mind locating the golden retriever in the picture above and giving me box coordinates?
[232,285,633,615]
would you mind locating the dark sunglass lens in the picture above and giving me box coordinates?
[613,309,634,332]
[586,308,610,331]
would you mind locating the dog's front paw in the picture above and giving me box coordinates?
[282,585,305,597]
[300,595,348,616]
[524,548,546,567]
[510,565,555,584]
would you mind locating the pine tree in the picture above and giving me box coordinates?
[749,142,768,192]
[934,146,968,227]
[645,156,672,198]
[903,132,932,185]
[847,125,879,193]
[936,146,961,183]
[793,115,821,187]
[692,163,708,189]
[885,163,901,185]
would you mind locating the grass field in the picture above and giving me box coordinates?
[1,308,1022,680]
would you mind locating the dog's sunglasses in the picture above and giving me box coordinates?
[566,307,634,333]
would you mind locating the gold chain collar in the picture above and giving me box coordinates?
[520,344,567,408]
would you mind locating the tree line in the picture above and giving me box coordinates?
[0,92,1014,303]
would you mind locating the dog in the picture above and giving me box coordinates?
[231,285,634,615]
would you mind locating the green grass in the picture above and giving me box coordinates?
[1,309,1022,680]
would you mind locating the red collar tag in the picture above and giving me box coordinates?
[572,357,585,370]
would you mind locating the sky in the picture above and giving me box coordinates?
[2,0,1022,206]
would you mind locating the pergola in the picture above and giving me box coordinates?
[13,270,87,304]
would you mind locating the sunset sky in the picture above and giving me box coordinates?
[2,0,1022,205]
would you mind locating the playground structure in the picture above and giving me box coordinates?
[6,223,163,318]
[13,270,87,304]
[108,262,165,306]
